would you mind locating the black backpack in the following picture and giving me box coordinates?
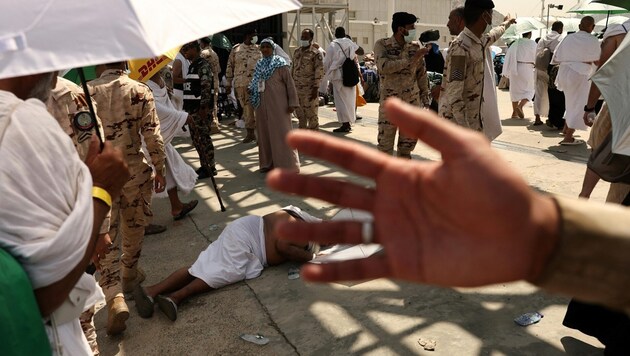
[335,42,360,87]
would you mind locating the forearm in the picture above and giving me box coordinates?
[585,83,601,109]
[279,245,314,263]
[532,197,630,314]
[34,200,109,317]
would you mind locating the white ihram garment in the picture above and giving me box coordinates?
[146,80,197,195]
[324,38,359,124]
[482,45,503,141]
[503,38,537,102]
[552,31,601,131]
[0,90,102,355]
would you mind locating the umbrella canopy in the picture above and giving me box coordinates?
[596,15,630,26]
[62,66,98,85]
[560,18,584,33]
[0,0,301,80]
[569,1,629,14]
[128,46,181,82]
[502,17,546,39]
[594,0,630,10]
[210,34,233,51]
[592,33,630,155]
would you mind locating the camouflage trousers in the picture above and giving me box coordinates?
[99,167,153,301]
[295,88,319,129]
[235,86,256,129]
[377,97,420,158]
[211,93,219,130]
[80,306,99,355]
[190,112,216,170]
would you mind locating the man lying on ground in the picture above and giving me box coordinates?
[133,206,320,321]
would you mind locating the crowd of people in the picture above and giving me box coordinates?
[2,0,630,354]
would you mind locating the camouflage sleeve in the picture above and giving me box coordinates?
[314,52,324,86]
[226,49,235,83]
[374,40,410,75]
[283,67,300,108]
[441,45,467,127]
[140,90,166,175]
[486,22,509,46]
[291,49,298,77]
[199,62,213,110]
[210,53,220,92]
[416,59,431,107]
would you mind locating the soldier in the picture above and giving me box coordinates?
[46,76,110,356]
[89,62,167,336]
[374,12,431,158]
[292,29,324,130]
[439,0,515,133]
[182,41,218,180]
[226,28,261,143]
[199,37,221,134]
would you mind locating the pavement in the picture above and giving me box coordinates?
[95,89,609,355]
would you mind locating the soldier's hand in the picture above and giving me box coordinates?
[225,85,232,94]
[310,87,319,101]
[504,14,517,25]
[412,47,429,62]
[154,173,166,193]
[86,135,129,198]
[92,233,112,270]
[288,107,296,114]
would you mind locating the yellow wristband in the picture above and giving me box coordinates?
[92,187,112,208]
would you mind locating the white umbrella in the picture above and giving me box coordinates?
[560,18,583,33]
[592,32,630,155]
[0,0,302,80]
[569,1,629,27]
[596,15,630,26]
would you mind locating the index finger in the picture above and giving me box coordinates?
[285,130,390,180]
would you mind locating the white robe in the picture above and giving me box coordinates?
[324,38,360,123]
[552,31,601,130]
[0,90,101,355]
[146,80,197,196]
[503,38,537,102]
[482,45,503,141]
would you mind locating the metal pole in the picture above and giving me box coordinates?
[541,0,546,37]
[547,5,551,30]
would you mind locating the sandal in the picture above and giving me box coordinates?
[156,295,178,321]
[173,200,198,221]
[132,285,154,318]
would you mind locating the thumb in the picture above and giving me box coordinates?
[85,134,100,165]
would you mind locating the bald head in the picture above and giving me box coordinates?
[579,16,595,33]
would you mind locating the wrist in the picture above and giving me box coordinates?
[584,105,596,113]
[526,195,561,283]
[92,186,112,208]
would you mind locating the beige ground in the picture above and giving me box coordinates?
[95,89,608,355]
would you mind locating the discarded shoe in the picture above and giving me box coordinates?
[144,224,167,236]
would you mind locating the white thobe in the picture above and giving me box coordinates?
[503,38,537,102]
[552,31,601,130]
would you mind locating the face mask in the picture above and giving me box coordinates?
[404,29,416,43]
[251,36,258,44]
[299,40,311,48]
[483,14,493,34]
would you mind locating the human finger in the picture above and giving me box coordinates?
[384,98,486,161]
[267,171,375,211]
[300,255,391,282]
[283,130,390,180]
[275,220,377,246]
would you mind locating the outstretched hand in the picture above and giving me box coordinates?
[85,135,130,198]
[267,98,559,288]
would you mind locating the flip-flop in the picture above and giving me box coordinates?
[156,295,178,321]
[559,139,585,146]
[173,200,198,221]
[133,285,154,318]
[516,107,525,119]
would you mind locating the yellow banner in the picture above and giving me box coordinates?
[128,46,181,82]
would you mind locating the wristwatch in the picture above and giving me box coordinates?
[584,105,596,112]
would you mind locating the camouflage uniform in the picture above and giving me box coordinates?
[226,43,261,129]
[374,37,431,157]
[89,69,166,301]
[291,44,324,129]
[201,47,221,132]
[46,76,105,356]
[439,24,508,131]
[184,56,216,172]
